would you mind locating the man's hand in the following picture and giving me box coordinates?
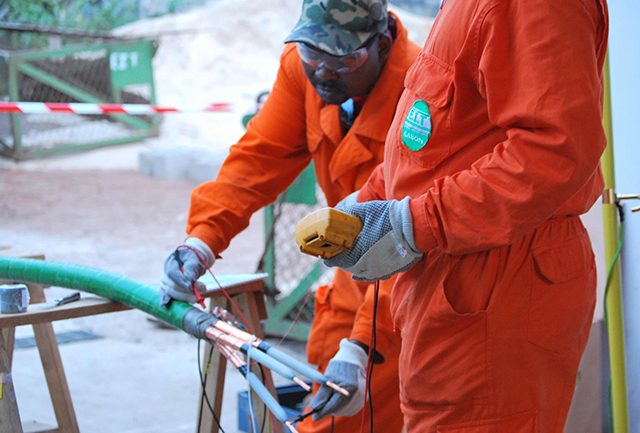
[325,197,423,281]
[310,339,368,419]
[160,237,215,304]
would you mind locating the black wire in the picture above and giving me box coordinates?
[257,365,268,433]
[616,200,625,223]
[197,339,227,433]
[196,339,207,431]
[293,406,321,423]
[367,282,380,433]
[289,401,333,430]
[604,200,625,433]
[198,340,225,432]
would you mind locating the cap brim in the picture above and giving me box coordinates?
[284,23,375,57]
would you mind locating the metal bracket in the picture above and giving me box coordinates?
[616,194,640,213]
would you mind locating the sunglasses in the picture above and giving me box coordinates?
[296,37,377,73]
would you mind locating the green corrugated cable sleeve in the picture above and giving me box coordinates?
[0,256,214,337]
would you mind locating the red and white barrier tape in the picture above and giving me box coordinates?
[0,101,233,115]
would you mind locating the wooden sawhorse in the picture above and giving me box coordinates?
[0,252,130,433]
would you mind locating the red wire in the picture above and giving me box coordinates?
[191,280,207,309]
[207,271,255,334]
[178,244,255,334]
[276,287,314,347]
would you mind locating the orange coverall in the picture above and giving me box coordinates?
[187,15,419,433]
[358,1,609,432]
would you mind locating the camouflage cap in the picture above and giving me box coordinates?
[284,0,388,56]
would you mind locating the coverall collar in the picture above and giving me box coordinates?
[326,14,410,183]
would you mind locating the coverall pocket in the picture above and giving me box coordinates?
[527,236,596,354]
[396,51,454,170]
[436,411,538,433]
[397,272,489,409]
[441,254,498,315]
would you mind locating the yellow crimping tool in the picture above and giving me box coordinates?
[295,208,363,259]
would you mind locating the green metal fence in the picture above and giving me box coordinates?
[241,101,330,341]
[260,164,333,341]
[0,37,158,160]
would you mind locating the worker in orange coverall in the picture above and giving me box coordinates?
[306,0,610,432]
[160,1,419,432]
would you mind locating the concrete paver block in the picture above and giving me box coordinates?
[138,147,226,184]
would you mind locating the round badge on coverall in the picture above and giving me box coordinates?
[402,100,432,151]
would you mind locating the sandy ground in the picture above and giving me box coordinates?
[0,145,304,433]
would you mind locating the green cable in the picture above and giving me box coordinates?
[0,256,211,336]
[604,214,625,325]
[604,208,625,433]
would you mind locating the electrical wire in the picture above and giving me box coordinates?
[180,244,255,333]
[197,340,274,433]
[276,287,315,346]
[257,365,268,433]
[604,201,625,433]
[181,209,316,432]
[368,281,380,433]
[292,406,321,423]
[255,191,317,343]
[247,336,258,433]
[170,239,309,432]
[255,193,286,280]
[259,196,316,346]
[196,339,227,433]
[604,202,625,325]
[186,254,260,433]
[359,280,380,433]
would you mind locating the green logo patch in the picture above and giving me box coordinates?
[402,100,432,151]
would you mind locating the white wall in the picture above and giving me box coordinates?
[583,203,606,322]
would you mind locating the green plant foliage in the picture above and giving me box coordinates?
[2,0,207,31]
[4,0,136,31]
[4,0,64,27]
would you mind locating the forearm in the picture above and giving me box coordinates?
[188,137,310,254]
[187,46,310,254]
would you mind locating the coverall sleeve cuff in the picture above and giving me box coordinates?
[184,237,216,267]
[187,225,225,259]
[409,197,438,252]
[349,325,392,363]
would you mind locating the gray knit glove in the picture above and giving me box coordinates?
[160,237,215,304]
[310,339,368,419]
[325,197,423,281]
